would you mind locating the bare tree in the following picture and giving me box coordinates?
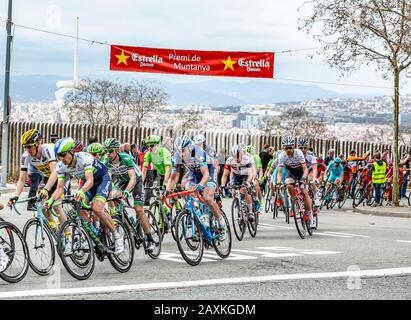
[125,80,168,128]
[299,0,411,206]
[181,109,203,129]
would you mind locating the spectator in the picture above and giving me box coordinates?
[399,153,411,199]
[50,133,59,144]
[124,143,131,155]
[324,149,335,166]
[259,144,274,174]
[382,148,392,164]
[88,136,98,144]
[371,152,386,206]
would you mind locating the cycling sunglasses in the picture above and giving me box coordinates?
[23,143,37,150]
[57,151,69,158]
[284,146,293,150]
[299,146,308,150]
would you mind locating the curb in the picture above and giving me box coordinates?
[353,208,411,218]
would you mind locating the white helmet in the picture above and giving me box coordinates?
[174,135,192,151]
[193,134,206,145]
[281,136,295,147]
[231,143,246,157]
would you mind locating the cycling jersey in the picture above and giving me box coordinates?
[143,147,172,176]
[327,160,343,182]
[304,151,317,170]
[172,145,209,182]
[57,152,108,181]
[20,144,56,178]
[278,149,306,171]
[252,154,263,170]
[224,155,255,176]
[103,152,142,184]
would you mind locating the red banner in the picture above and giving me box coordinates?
[110,45,274,78]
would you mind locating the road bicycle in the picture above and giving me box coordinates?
[272,184,291,223]
[167,189,231,266]
[147,187,183,241]
[109,195,161,259]
[288,181,313,239]
[230,184,259,241]
[56,198,134,280]
[0,218,29,283]
[11,196,75,276]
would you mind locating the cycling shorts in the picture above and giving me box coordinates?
[328,174,343,184]
[115,177,145,206]
[231,174,248,187]
[84,173,112,204]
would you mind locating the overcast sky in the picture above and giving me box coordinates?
[0,0,409,95]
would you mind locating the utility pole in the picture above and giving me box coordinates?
[1,0,13,187]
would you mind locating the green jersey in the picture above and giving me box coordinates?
[143,147,172,176]
[103,152,141,184]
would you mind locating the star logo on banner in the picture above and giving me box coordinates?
[116,50,130,66]
[222,56,237,71]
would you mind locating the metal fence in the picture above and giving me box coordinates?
[1,121,409,178]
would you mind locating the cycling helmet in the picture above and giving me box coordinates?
[104,138,121,152]
[54,137,75,155]
[174,135,192,151]
[341,160,347,165]
[281,136,295,147]
[73,140,84,153]
[193,134,206,145]
[145,135,161,147]
[334,157,341,164]
[87,142,103,155]
[245,145,255,155]
[21,129,41,145]
[297,137,309,147]
[231,143,246,157]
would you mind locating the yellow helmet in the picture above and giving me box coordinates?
[21,129,41,145]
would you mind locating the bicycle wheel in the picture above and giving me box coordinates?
[169,199,182,242]
[291,198,307,239]
[408,191,411,207]
[338,189,348,208]
[248,210,258,238]
[57,219,95,280]
[353,188,364,208]
[231,198,246,241]
[143,209,162,259]
[327,189,337,210]
[175,210,204,266]
[0,222,29,283]
[149,201,166,240]
[264,187,272,213]
[273,191,279,220]
[23,218,55,276]
[283,191,290,224]
[105,217,134,273]
[212,210,232,259]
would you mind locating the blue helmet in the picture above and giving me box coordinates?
[54,137,75,155]
[297,137,309,147]
[334,157,341,164]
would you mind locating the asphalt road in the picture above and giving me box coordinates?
[0,191,410,300]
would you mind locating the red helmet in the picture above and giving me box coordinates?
[73,140,84,153]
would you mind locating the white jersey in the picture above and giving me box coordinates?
[225,155,254,176]
[57,152,108,181]
[278,149,306,170]
[305,151,317,169]
[20,144,56,178]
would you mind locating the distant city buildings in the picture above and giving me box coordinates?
[5,94,411,145]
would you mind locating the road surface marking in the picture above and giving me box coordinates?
[258,223,293,230]
[256,247,341,255]
[322,232,369,238]
[396,240,411,243]
[1,266,411,298]
[231,249,302,258]
[315,232,351,238]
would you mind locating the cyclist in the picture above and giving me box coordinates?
[221,144,257,222]
[7,129,67,231]
[142,135,172,190]
[103,138,155,252]
[244,145,263,210]
[193,134,219,183]
[276,136,315,228]
[87,142,106,162]
[324,157,344,196]
[51,137,124,255]
[297,138,320,207]
[166,135,227,234]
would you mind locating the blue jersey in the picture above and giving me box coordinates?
[172,145,209,181]
[327,161,343,178]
